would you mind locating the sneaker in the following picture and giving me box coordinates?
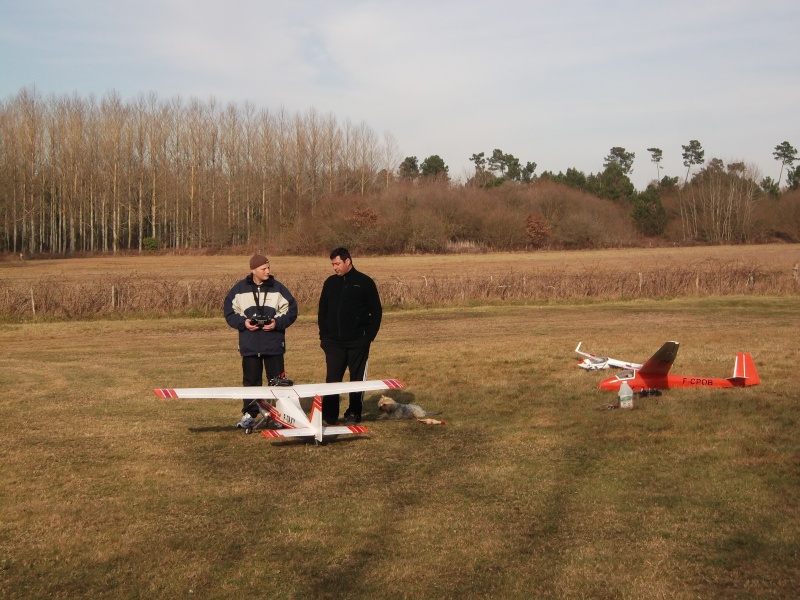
[237,414,256,429]
[268,374,293,387]
[342,412,361,424]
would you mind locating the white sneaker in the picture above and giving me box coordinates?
[237,414,256,429]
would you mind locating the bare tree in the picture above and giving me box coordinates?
[322,112,342,196]
[257,107,276,241]
[356,121,379,195]
[382,131,401,191]
[304,107,324,212]
[679,158,759,242]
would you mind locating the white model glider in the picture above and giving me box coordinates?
[575,342,643,371]
[154,379,405,444]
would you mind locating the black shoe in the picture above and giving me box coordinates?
[343,411,361,424]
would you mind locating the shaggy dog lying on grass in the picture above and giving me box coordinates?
[377,396,444,424]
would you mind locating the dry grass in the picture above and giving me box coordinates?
[1,293,799,598]
[1,245,799,319]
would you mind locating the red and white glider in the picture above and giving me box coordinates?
[597,341,760,393]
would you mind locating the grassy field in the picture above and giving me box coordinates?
[1,280,799,598]
[3,244,800,282]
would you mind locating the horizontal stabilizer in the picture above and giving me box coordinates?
[261,427,315,439]
[261,425,368,439]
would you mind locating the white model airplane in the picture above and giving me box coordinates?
[575,342,643,371]
[154,379,405,444]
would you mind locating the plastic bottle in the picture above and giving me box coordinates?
[618,381,634,409]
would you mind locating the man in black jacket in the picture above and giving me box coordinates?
[224,254,298,429]
[317,247,382,424]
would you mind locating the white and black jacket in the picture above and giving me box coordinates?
[224,274,298,357]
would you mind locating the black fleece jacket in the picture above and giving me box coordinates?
[318,267,382,345]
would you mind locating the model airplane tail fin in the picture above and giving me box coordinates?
[727,353,760,386]
[310,395,324,443]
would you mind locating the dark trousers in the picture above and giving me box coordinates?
[321,341,370,424]
[241,354,285,417]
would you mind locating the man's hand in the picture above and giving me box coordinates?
[245,318,277,331]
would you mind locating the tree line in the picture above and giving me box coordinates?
[0,87,406,254]
[1,87,799,255]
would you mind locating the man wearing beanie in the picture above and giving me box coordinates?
[224,254,298,430]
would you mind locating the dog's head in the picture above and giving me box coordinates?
[377,396,398,413]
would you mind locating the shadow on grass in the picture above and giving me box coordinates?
[188,425,239,433]
[186,423,373,447]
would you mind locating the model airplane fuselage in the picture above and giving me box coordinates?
[575,342,643,370]
[597,341,760,393]
[154,379,405,443]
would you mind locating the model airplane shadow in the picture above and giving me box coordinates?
[185,423,370,446]
[188,425,240,433]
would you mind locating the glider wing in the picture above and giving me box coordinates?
[637,341,679,375]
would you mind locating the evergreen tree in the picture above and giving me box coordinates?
[681,140,705,184]
[773,141,797,189]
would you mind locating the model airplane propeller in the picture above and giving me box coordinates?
[596,341,760,393]
[154,379,405,443]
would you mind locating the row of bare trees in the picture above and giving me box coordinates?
[0,88,401,254]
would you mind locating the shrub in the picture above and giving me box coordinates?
[525,214,551,247]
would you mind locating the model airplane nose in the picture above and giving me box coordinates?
[598,378,619,391]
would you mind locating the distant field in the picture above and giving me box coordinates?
[2,245,798,320]
[3,244,800,282]
[1,296,798,598]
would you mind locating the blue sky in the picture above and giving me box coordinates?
[2,0,798,189]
